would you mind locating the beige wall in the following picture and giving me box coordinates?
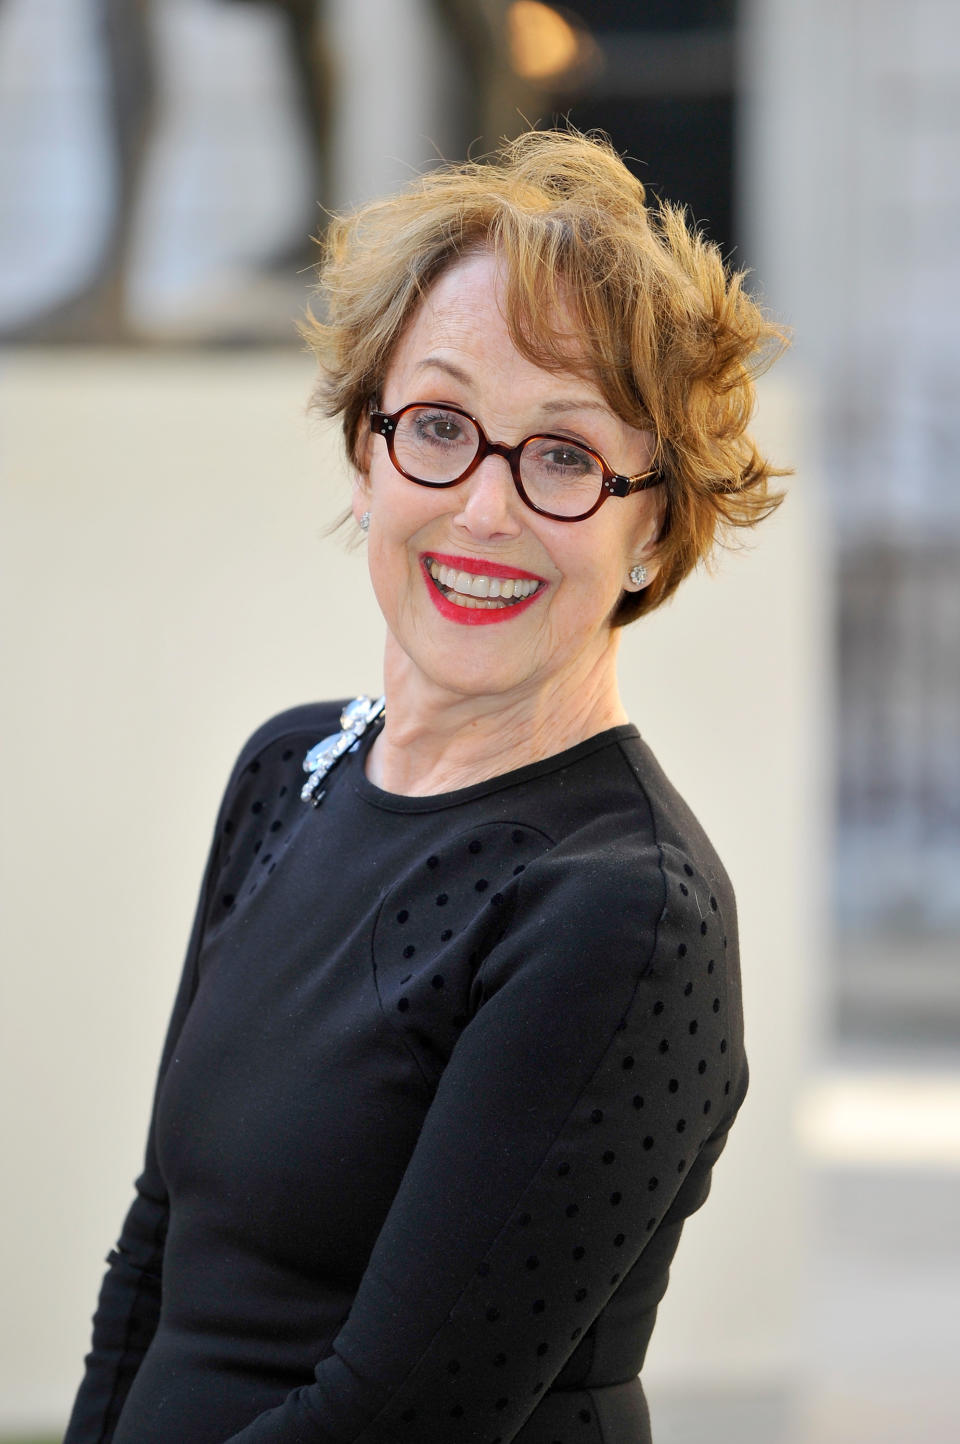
[0,350,824,1431]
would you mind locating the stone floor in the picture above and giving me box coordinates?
[650,1042,960,1444]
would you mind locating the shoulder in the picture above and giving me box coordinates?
[505,816,724,981]
[467,794,747,1118]
[516,730,737,949]
[229,699,349,780]
[200,700,351,927]
[481,744,747,1107]
[212,700,349,823]
[479,732,740,1000]
[613,732,734,895]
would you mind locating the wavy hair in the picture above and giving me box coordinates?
[302,127,789,623]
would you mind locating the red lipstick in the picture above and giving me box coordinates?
[426,552,545,581]
[420,554,547,627]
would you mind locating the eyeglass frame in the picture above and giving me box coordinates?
[368,400,661,523]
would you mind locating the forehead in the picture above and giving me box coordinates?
[386,251,598,400]
[393,253,515,366]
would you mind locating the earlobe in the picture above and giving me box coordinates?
[350,469,371,527]
[624,527,663,589]
[624,493,665,590]
[349,418,374,526]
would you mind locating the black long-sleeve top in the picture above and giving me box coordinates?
[64,701,748,1444]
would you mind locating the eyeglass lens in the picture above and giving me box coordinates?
[392,405,605,518]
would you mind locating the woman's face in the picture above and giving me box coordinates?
[353,250,662,708]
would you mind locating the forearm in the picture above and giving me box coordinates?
[63,1187,166,1443]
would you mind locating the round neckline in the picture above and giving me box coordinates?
[350,721,640,814]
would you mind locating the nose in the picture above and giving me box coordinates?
[452,452,524,540]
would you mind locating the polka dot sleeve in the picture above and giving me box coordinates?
[223,821,747,1444]
[63,705,346,1444]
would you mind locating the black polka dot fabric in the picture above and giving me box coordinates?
[64,702,748,1444]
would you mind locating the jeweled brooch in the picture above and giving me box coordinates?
[300,695,386,806]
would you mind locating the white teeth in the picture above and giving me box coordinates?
[425,558,541,606]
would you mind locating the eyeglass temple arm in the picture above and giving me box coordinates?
[606,471,661,497]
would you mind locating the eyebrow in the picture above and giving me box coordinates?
[414,356,613,419]
[414,356,472,385]
[539,398,612,418]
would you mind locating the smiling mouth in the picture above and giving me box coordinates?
[424,557,545,610]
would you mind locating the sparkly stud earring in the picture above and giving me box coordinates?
[359,511,370,532]
[628,563,647,587]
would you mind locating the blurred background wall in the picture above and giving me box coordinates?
[1,2,958,1442]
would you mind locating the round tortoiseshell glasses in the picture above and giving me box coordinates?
[369,401,660,522]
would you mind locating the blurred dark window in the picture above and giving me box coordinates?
[558,0,738,258]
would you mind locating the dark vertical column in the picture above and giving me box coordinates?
[557,0,739,258]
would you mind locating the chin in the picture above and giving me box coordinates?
[426,660,534,702]
[403,635,543,701]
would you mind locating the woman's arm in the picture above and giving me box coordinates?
[62,786,229,1442]
[62,1172,169,1441]
[223,828,748,1444]
[62,707,329,1443]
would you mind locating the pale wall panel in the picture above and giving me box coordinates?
[0,350,822,1429]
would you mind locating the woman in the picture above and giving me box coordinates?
[65,129,786,1444]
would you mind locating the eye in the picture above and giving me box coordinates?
[412,409,472,446]
[532,440,596,475]
[548,445,589,470]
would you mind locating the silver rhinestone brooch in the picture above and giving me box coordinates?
[301,694,385,806]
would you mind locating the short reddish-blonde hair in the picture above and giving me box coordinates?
[303,127,789,623]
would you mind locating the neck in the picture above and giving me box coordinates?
[366,636,628,796]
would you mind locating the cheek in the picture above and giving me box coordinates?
[369,462,440,526]
[563,529,632,602]
[364,504,431,611]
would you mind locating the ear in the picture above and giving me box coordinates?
[623,486,666,590]
[350,469,371,527]
[350,418,374,523]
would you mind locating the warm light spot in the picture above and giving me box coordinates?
[797,1071,960,1168]
[507,2,584,81]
